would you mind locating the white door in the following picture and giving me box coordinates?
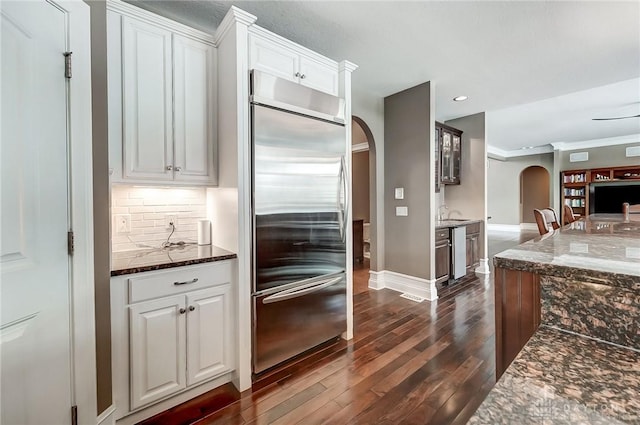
[173,34,216,184]
[122,16,174,181]
[186,286,232,386]
[129,295,186,410]
[1,1,73,424]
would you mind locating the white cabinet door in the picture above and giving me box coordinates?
[173,35,216,184]
[186,285,232,386]
[249,34,299,83]
[122,16,173,181]
[130,295,186,410]
[299,57,339,96]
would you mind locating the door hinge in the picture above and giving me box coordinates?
[71,405,78,425]
[64,52,72,79]
[67,231,75,256]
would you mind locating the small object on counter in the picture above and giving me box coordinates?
[197,219,211,245]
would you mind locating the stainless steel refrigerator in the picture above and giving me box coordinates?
[250,71,348,375]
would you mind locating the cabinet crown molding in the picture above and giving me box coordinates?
[339,60,359,73]
[214,6,258,45]
[107,0,215,45]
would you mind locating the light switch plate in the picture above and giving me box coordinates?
[396,206,408,216]
[395,188,404,200]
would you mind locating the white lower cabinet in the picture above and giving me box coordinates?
[112,261,235,421]
[130,295,187,410]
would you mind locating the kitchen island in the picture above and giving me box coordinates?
[470,214,640,423]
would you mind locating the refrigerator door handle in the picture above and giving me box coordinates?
[263,275,343,304]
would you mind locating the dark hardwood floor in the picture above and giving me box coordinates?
[141,253,505,425]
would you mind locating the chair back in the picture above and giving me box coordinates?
[534,208,560,235]
[563,204,577,225]
[623,203,640,215]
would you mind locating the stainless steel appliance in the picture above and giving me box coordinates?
[250,71,348,374]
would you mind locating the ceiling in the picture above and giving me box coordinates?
[129,0,640,154]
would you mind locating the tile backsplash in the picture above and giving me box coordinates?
[111,186,207,252]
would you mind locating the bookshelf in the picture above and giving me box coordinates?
[560,165,640,223]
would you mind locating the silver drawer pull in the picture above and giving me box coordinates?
[174,278,198,286]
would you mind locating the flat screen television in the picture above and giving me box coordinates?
[589,181,640,214]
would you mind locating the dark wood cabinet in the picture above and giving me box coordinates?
[436,122,462,186]
[435,228,450,283]
[352,219,364,263]
[495,267,541,379]
[465,222,480,273]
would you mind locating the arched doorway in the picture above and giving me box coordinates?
[351,116,376,294]
[520,166,551,224]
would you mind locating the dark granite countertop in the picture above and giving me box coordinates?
[435,218,483,229]
[494,214,640,289]
[469,326,640,424]
[111,244,237,276]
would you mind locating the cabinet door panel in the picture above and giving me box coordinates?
[299,57,339,95]
[186,285,232,386]
[122,17,173,181]
[249,34,299,83]
[435,242,450,281]
[130,295,186,410]
[173,35,216,184]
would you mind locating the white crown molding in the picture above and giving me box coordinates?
[213,6,257,45]
[352,142,369,153]
[248,25,338,68]
[339,60,359,73]
[106,0,215,45]
[486,144,554,159]
[551,134,640,152]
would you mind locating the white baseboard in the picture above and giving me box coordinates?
[520,222,538,231]
[369,270,438,301]
[475,258,490,275]
[368,270,384,290]
[487,223,521,232]
[97,405,116,425]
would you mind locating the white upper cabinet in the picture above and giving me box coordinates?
[122,17,174,182]
[108,1,217,186]
[173,35,216,183]
[248,31,339,96]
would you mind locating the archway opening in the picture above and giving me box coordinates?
[351,116,376,295]
[520,165,551,224]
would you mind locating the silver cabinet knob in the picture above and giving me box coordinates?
[294,72,301,78]
[300,74,306,79]
[175,166,182,172]
[188,305,195,312]
[179,308,186,314]
[166,165,173,171]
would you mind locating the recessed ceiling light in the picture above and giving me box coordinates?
[453,95,468,102]
[521,146,535,150]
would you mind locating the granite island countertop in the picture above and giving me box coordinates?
[111,244,237,276]
[435,218,483,229]
[469,326,640,424]
[494,214,640,289]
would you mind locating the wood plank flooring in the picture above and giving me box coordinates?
[177,262,498,425]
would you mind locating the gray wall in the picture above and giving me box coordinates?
[85,0,112,414]
[352,151,370,222]
[444,113,486,257]
[383,82,433,280]
[487,153,554,225]
[352,90,384,272]
[557,142,640,170]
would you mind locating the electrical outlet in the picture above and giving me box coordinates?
[165,214,178,230]
[115,214,131,234]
